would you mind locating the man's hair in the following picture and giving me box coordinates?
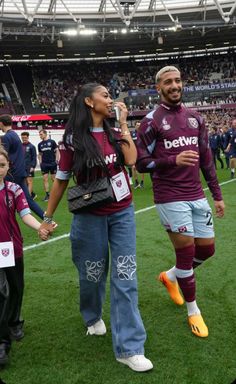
[21,131,29,137]
[39,129,47,135]
[0,144,9,161]
[0,114,12,126]
[155,66,180,83]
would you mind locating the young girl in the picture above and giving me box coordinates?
[0,145,48,367]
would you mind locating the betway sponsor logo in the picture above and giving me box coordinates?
[164,136,198,149]
[105,153,117,164]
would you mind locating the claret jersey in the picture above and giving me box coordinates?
[136,102,222,204]
[56,128,132,215]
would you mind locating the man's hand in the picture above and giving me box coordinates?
[214,200,225,218]
[176,150,199,166]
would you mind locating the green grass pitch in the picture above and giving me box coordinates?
[1,169,236,384]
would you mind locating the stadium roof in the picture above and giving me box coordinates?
[0,0,235,62]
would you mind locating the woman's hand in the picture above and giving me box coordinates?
[38,222,55,241]
[114,101,128,125]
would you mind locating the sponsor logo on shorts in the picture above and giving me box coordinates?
[178,226,187,233]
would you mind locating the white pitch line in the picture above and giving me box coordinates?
[23,178,235,252]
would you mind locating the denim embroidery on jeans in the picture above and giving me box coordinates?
[117,255,136,280]
[85,259,105,282]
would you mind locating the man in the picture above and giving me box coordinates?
[21,131,37,200]
[220,126,232,169]
[209,127,224,169]
[38,129,59,201]
[136,66,225,338]
[0,114,44,220]
[225,119,236,179]
[130,121,145,189]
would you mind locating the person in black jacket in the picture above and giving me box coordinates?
[0,114,44,219]
[21,132,37,200]
[209,127,224,169]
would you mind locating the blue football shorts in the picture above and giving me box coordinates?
[156,198,215,238]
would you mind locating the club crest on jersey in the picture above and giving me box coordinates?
[1,248,10,257]
[188,118,199,129]
[162,118,171,130]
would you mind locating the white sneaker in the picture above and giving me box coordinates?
[86,319,106,336]
[116,354,153,372]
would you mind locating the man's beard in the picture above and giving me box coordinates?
[161,88,182,105]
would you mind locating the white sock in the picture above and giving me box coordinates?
[186,300,201,316]
[166,266,176,282]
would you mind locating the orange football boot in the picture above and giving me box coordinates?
[158,271,184,306]
[188,314,209,338]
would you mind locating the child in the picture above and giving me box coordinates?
[0,146,49,367]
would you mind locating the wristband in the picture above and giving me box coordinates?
[43,212,53,224]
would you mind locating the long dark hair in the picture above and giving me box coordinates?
[63,83,127,177]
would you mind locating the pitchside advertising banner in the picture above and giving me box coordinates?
[12,114,53,122]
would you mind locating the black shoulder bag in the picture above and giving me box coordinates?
[67,133,114,214]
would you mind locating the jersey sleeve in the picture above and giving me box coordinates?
[56,142,74,180]
[1,134,10,152]
[31,144,37,168]
[11,183,30,217]
[136,116,176,173]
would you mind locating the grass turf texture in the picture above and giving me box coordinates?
[1,169,236,384]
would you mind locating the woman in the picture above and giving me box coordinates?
[40,83,153,372]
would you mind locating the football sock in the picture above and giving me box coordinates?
[166,266,176,281]
[175,245,196,302]
[193,243,215,268]
[186,300,200,316]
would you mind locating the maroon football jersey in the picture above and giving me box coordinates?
[0,181,30,258]
[136,102,222,204]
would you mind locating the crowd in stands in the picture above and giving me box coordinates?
[30,52,236,113]
[1,51,236,115]
[0,97,14,114]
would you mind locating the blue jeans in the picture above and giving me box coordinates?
[70,204,147,358]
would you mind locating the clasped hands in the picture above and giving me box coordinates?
[38,222,56,241]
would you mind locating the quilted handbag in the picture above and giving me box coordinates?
[67,177,114,213]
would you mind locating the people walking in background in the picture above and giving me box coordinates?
[225,118,236,179]
[136,66,225,338]
[0,114,44,219]
[0,146,48,367]
[38,129,59,202]
[39,83,153,372]
[209,127,224,169]
[131,121,145,189]
[220,126,231,169]
[21,131,37,200]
